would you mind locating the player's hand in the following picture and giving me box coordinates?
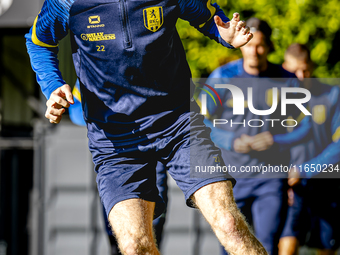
[45,84,74,124]
[234,134,254,153]
[288,167,301,187]
[250,131,274,151]
[215,13,253,49]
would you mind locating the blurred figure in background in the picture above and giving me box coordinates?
[206,18,298,255]
[69,81,169,254]
[278,43,340,255]
[278,43,315,255]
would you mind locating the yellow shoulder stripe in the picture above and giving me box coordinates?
[32,16,58,48]
[72,86,82,102]
[332,126,340,142]
[199,0,216,28]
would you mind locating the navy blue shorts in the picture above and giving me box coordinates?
[90,103,236,219]
[280,183,309,242]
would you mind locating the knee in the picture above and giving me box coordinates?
[119,236,156,255]
[218,212,238,234]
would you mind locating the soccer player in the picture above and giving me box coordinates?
[70,81,168,254]
[206,18,298,255]
[277,43,315,255]
[25,1,268,254]
[279,43,340,255]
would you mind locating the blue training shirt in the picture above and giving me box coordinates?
[26,0,235,155]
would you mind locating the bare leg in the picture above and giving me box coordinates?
[193,181,268,255]
[278,236,299,255]
[108,198,160,255]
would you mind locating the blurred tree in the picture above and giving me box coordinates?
[176,0,340,78]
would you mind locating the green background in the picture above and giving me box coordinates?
[176,0,340,79]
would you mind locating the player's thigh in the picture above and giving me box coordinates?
[109,199,156,250]
[193,180,234,210]
[109,198,155,231]
[192,180,241,235]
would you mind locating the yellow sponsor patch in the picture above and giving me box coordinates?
[89,15,100,24]
[312,105,326,125]
[81,32,116,42]
[87,15,105,28]
[143,6,163,32]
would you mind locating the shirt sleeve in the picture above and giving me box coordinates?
[25,0,71,99]
[273,116,313,146]
[178,0,234,49]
